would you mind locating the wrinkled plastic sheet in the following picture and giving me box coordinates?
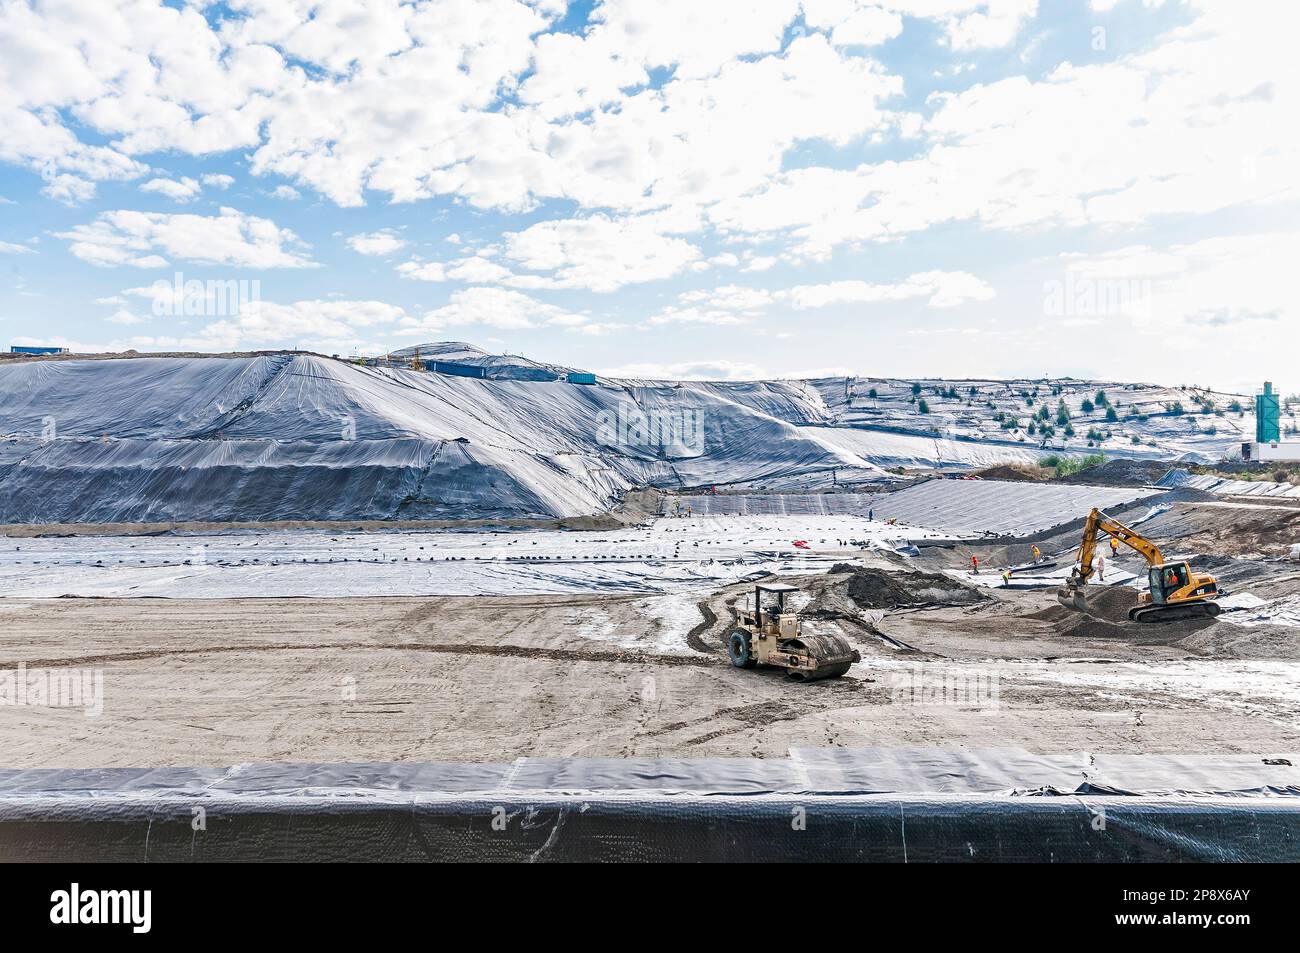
[1169,472,1300,499]
[677,483,1164,535]
[1,748,1296,862]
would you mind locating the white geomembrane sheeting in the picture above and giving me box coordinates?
[1175,473,1300,499]
[861,479,1165,536]
[0,515,943,598]
[0,352,1247,524]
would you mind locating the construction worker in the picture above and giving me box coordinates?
[1031,544,1041,564]
[971,554,980,575]
[1001,569,1011,587]
[1097,554,1105,581]
[1110,536,1119,558]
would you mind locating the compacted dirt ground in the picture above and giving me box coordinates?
[2,563,1297,768]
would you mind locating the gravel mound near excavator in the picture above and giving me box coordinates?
[846,568,985,609]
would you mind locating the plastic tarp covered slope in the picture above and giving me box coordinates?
[866,479,1165,536]
[0,355,888,522]
[0,354,1242,523]
[678,481,1164,535]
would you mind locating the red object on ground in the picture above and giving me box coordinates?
[793,540,810,549]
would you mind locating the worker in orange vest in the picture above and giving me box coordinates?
[970,554,980,574]
[1110,536,1119,557]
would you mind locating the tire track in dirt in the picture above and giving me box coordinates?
[685,600,719,654]
[6,641,720,670]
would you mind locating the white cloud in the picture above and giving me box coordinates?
[781,271,995,308]
[401,286,607,334]
[397,255,515,283]
[140,176,203,202]
[709,3,1299,258]
[56,208,318,269]
[499,215,702,292]
[201,174,235,189]
[645,307,751,327]
[0,241,33,254]
[802,1,904,47]
[598,359,770,380]
[347,230,408,256]
[1052,232,1300,332]
[41,174,98,205]
[679,285,775,312]
[269,186,301,200]
[521,1,801,120]
[185,299,409,352]
[397,215,706,292]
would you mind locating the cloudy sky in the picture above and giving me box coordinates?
[0,0,1294,390]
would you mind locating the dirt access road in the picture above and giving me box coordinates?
[2,578,1297,768]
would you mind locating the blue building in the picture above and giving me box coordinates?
[10,346,69,355]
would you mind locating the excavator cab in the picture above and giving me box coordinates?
[1149,563,1189,603]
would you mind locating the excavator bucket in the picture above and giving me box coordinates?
[1056,584,1091,613]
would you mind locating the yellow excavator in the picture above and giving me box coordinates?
[1057,508,1221,623]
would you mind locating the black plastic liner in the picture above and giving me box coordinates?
[2,747,1296,862]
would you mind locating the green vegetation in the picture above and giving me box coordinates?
[1105,407,1118,422]
[1039,452,1105,477]
[917,398,930,414]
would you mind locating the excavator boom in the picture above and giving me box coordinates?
[1073,508,1164,585]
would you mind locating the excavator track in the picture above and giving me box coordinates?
[1128,601,1222,624]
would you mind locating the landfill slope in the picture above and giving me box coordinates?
[0,350,1253,523]
[0,353,882,523]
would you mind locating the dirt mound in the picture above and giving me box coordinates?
[971,464,1047,482]
[846,568,984,609]
[1076,585,1142,622]
[1052,459,1176,487]
[1023,583,1229,642]
[1176,622,1300,659]
[1023,585,1137,623]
